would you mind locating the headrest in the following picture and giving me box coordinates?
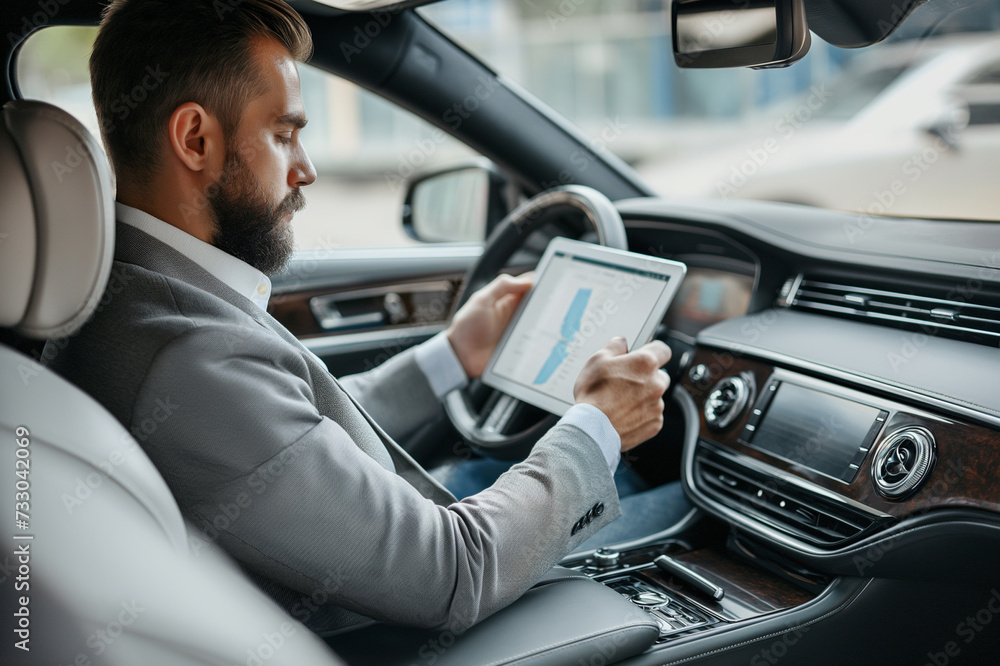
[0,100,115,339]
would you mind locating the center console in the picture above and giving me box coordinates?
[679,347,1000,564]
[562,535,825,646]
[556,333,1000,664]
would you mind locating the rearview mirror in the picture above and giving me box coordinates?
[672,0,811,69]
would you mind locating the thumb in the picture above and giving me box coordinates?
[506,272,533,292]
[487,272,533,301]
[495,288,528,322]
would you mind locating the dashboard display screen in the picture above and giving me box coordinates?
[663,268,753,336]
[747,382,882,483]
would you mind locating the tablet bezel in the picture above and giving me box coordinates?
[480,237,688,416]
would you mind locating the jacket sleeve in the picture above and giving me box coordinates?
[132,323,621,629]
[338,342,443,442]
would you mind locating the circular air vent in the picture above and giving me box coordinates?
[871,427,936,500]
[704,376,750,429]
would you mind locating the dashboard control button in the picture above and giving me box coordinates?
[593,547,620,568]
[632,591,667,607]
[688,363,710,384]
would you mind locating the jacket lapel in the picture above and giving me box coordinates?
[113,222,400,471]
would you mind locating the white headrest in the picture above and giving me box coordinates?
[0,100,115,339]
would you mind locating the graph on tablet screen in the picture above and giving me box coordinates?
[490,251,672,405]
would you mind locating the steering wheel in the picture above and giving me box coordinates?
[443,185,628,460]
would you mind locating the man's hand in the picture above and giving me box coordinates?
[446,273,533,378]
[573,337,671,451]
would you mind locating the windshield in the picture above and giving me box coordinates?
[421,0,1000,221]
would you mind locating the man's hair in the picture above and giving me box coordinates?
[90,0,312,184]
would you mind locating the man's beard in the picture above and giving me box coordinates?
[209,151,304,275]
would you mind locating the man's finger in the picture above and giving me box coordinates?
[634,340,671,368]
[516,270,535,283]
[504,272,533,291]
[601,336,629,356]
[655,368,670,392]
[487,273,533,300]
[495,291,526,320]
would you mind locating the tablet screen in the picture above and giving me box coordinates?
[483,239,686,415]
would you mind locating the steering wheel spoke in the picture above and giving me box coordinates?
[479,393,522,435]
[465,378,495,411]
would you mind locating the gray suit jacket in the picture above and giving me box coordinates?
[46,222,621,633]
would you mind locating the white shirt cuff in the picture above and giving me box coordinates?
[413,332,469,400]
[559,403,621,475]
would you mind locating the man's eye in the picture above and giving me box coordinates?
[276,134,292,145]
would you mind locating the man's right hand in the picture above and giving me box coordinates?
[573,337,672,451]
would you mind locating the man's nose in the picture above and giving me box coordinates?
[291,147,317,187]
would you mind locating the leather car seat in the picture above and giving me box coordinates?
[0,100,344,665]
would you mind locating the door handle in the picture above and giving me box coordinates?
[309,296,385,332]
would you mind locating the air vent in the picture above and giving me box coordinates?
[704,376,751,429]
[778,275,1000,347]
[871,427,936,500]
[695,445,890,546]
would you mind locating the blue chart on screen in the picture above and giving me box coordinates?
[488,250,673,408]
[534,288,592,385]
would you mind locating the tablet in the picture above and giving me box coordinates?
[481,237,687,416]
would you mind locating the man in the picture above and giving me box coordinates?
[48,0,676,634]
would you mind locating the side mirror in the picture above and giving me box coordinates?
[673,0,811,70]
[403,161,509,243]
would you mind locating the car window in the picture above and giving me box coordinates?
[422,0,1000,221]
[16,26,476,249]
[806,65,910,121]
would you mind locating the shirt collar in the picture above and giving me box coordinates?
[116,202,272,310]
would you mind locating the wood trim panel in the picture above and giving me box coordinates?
[681,346,1000,518]
[639,547,815,622]
[268,276,462,338]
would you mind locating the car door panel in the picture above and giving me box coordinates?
[268,244,481,376]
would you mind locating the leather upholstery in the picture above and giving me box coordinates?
[0,346,343,665]
[329,575,660,666]
[0,116,34,327]
[0,100,114,338]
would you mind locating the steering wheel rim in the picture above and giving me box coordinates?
[444,185,628,460]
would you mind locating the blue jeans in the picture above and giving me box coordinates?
[430,456,692,553]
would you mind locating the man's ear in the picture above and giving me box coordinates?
[167,103,224,174]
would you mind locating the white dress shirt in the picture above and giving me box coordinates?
[117,202,274,309]
[117,202,620,474]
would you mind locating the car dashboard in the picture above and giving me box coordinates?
[553,197,1000,664]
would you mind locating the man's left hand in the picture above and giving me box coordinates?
[446,273,533,379]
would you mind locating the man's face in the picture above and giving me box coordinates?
[209,37,316,275]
